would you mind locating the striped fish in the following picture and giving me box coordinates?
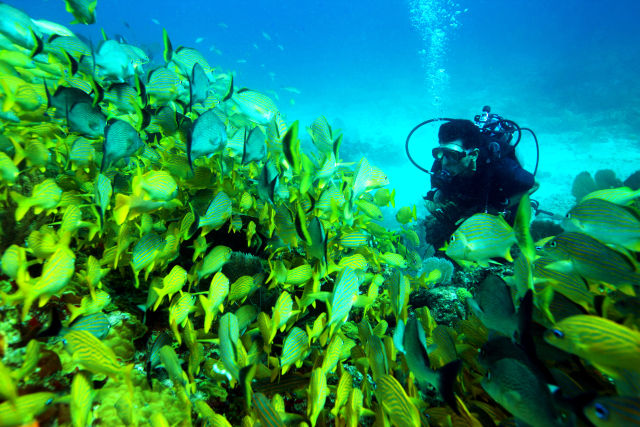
[0,360,17,405]
[200,272,229,333]
[104,82,142,113]
[138,170,178,201]
[321,334,343,374]
[285,264,312,286]
[94,173,112,227]
[146,67,182,104]
[307,368,328,427]
[376,375,421,427]
[70,373,92,427]
[169,292,195,328]
[148,332,172,371]
[544,315,640,375]
[239,191,254,212]
[253,373,310,397]
[355,199,383,220]
[131,232,165,286]
[1,244,26,279]
[584,396,640,427]
[381,252,408,269]
[228,275,256,304]
[0,151,19,183]
[48,36,91,60]
[331,371,352,417]
[230,87,278,126]
[153,265,187,310]
[234,304,258,333]
[199,191,232,229]
[545,232,640,289]
[0,392,56,427]
[21,246,75,317]
[446,213,516,267]
[15,339,40,381]
[340,230,369,248]
[351,158,372,200]
[327,267,359,329]
[533,256,593,311]
[101,120,144,172]
[365,165,390,190]
[26,228,57,259]
[272,291,294,334]
[309,115,333,154]
[63,330,132,379]
[252,392,285,427]
[68,312,111,339]
[280,327,309,375]
[69,137,95,168]
[219,312,240,381]
[170,46,212,76]
[315,152,337,180]
[580,186,640,206]
[316,184,346,213]
[197,245,232,280]
[338,254,368,271]
[159,345,189,387]
[59,204,84,233]
[11,178,62,220]
[274,205,298,247]
[228,215,243,232]
[564,198,640,251]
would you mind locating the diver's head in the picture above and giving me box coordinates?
[433,119,481,176]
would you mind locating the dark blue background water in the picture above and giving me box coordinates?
[8,0,640,209]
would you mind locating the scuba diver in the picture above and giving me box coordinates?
[406,106,540,247]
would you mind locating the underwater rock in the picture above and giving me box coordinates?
[624,170,640,190]
[571,171,597,201]
[594,169,622,189]
[409,286,466,327]
[530,219,564,242]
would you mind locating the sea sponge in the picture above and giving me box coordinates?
[421,257,454,285]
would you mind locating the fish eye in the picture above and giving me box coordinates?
[449,235,455,242]
[551,329,564,339]
[594,403,609,420]
[549,241,557,248]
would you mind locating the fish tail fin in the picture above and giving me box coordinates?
[113,193,131,225]
[437,359,462,414]
[162,29,172,63]
[8,136,25,166]
[152,288,165,311]
[222,74,234,102]
[390,189,396,208]
[411,204,417,221]
[67,303,83,323]
[0,78,15,113]
[29,30,44,58]
[89,76,104,107]
[10,191,31,221]
[61,50,79,76]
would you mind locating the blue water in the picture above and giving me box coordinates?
[10,0,640,211]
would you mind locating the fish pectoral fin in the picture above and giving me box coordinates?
[544,259,574,274]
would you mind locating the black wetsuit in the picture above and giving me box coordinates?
[424,145,535,247]
[429,154,535,216]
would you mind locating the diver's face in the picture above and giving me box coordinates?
[435,139,478,176]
